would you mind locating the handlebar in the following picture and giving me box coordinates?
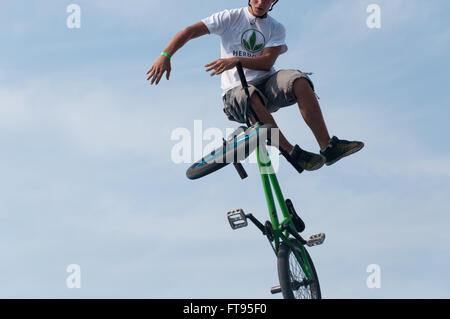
[235,61,260,127]
[231,61,264,180]
[235,61,250,92]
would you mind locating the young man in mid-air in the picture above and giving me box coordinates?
[147,0,364,173]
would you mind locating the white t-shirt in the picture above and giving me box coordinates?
[201,7,288,96]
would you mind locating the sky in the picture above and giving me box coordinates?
[0,0,449,298]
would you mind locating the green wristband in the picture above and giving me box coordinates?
[161,52,172,59]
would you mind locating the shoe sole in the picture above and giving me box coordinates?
[304,158,326,171]
[325,143,364,166]
[285,157,323,173]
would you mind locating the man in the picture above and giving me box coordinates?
[147,0,364,173]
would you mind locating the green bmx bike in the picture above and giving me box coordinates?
[186,62,325,299]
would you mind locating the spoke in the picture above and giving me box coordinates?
[288,248,313,299]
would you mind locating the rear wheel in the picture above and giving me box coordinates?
[277,238,321,299]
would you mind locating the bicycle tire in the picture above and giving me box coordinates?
[186,124,273,180]
[277,238,321,299]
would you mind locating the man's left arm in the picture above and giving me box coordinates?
[205,46,282,76]
[237,46,282,71]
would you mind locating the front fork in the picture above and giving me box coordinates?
[254,144,315,280]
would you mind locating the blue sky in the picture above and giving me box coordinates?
[1,0,449,298]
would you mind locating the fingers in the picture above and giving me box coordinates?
[146,65,155,81]
[205,60,224,76]
[147,68,158,84]
[205,61,217,72]
[146,71,154,81]
[154,69,164,85]
[211,68,224,76]
[147,68,161,84]
[209,64,226,76]
[146,66,154,79]
[156,69,168,85]
[147,66,171,85]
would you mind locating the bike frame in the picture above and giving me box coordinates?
[252,123,314,280]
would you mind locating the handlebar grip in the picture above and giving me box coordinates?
[233,163,248,180]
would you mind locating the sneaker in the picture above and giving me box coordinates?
[281,145,326,173]
[320,136,364,166]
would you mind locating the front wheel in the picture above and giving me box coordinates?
[186,124,273,180]
[277,238,321,299]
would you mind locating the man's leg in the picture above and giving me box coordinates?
[293,77,365,165]
[247,91,325,172]
[293,78,331,151]
[248,91,294,153]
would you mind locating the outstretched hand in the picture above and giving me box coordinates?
[146,55,172,85]
[205,57,238,76]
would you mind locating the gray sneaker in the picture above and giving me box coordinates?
[320,136,364,166]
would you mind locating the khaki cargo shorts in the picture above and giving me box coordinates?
[222,69,315,124]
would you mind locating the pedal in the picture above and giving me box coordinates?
[227,209,248,230]
[306,233,326,247]
[285,199,305,233]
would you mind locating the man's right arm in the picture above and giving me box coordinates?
[147,22,209,85]
[162,22,210,57]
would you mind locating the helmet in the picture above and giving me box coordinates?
[269,0,279,11]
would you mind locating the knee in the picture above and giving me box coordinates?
[293,78,313,98]
[250,91,265,108]
[251,91,262,102]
